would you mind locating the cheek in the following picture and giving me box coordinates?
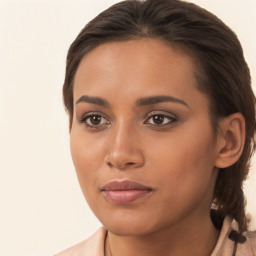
[69,130,107,194]
[147,123,217,195]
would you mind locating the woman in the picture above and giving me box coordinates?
[55,0,256,255]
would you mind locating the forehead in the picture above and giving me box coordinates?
[73,38,208,108]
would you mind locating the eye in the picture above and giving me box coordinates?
[145,114,177,126]
[79,114,110,129]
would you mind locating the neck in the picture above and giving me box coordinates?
[105,212,220,256]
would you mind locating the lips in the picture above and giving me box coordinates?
[101,180,153,204]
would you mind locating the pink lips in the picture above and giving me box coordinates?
[101,180,153,204]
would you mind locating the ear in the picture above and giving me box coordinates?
[214,113,245,168]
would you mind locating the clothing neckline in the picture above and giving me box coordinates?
[103,216,234,256]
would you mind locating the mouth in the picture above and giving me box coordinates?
[101,180,153,204]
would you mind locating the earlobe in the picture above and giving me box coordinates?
[214,113,245,169]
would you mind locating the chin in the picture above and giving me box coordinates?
[105,222,155,236]
[99,211,162,236]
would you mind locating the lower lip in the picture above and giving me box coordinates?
[103,190,152,204]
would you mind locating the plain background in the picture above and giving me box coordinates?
[0,0,255,255]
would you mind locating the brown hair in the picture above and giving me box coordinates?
[63,0,256,233]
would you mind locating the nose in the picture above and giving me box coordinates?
[104,123,145,170]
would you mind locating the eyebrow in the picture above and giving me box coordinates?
[135,95,189,108]
[75,94,189,108]
[76,95,110,107]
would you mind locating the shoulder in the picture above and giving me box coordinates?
[247,231,256,255]
[212,216,256,256]
[232,230,256,256]
[54,227,107,256]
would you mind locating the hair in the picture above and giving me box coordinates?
[63,0,256,233]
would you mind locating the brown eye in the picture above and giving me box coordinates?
[145,114,177,126]
[152,115,165,124]
[80,114,109,129]
[89,115,102,125]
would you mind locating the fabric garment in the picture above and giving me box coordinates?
[54,217,256,256]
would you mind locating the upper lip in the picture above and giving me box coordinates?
[101,180,152,191]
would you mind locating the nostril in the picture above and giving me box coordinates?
[126,162,135,166]
[106,161,136,169]
[107,162,114,168]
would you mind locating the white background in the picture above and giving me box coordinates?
[0,0,255,255]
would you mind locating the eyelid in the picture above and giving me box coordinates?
[78,111,109,121]
[78,111,111,129]
[144,111,178,126]
[144,111,178,120]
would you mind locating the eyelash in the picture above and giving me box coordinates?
[78,112,178,130]
[144,113,178,127]
[78,113,110,130]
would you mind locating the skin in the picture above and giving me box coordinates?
[69,38,243,256]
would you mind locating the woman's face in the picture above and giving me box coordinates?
[70,38,220,236]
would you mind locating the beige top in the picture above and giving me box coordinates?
[55,217,256,256]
